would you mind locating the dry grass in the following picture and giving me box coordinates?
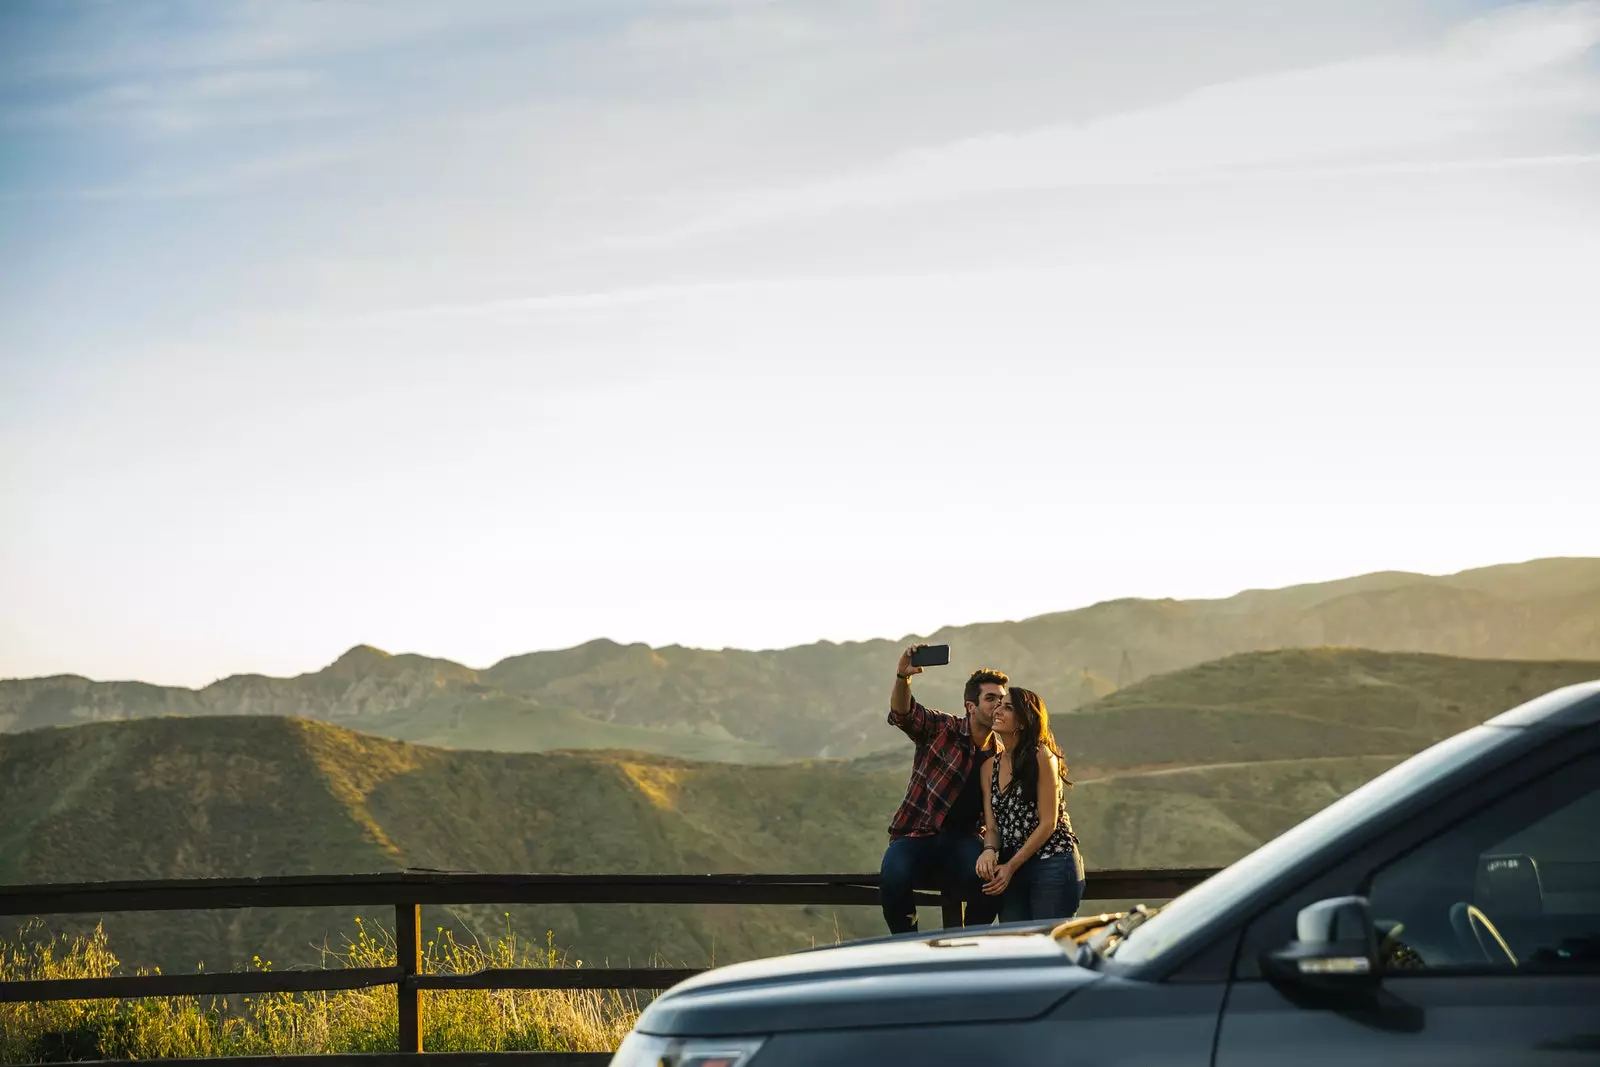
[0,918,641,1063]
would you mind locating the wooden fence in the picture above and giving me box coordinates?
[0,868,1218,1065]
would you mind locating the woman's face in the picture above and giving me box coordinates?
[993,694,1018,734]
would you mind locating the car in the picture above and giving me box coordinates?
[608,680,1600,1066]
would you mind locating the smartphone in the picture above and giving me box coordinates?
[909,644,951,668]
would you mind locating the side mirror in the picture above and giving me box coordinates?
[1261,895,1380,991]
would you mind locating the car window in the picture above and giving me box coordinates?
[1112,727,1506,967]
[1368,751,1600,973]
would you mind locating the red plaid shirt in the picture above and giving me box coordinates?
[886,699,992,838]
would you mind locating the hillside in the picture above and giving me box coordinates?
[3,558,1596,759]
[1056,647,1600,774]
[0,654,782,764]
[5,648,1596,975]
[0,715,902,975]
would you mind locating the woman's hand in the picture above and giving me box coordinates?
[975,847,999,882]
[983,860,1015,896]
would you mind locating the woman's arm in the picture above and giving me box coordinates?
[976,755,1000,880]
[1000,750,1061,875]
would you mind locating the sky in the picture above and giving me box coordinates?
[2,0,1598,687]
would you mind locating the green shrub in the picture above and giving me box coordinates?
[1,918,641,1063]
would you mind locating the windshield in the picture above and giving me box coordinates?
[1110,726,1506,965]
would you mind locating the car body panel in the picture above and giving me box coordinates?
[741,978,1225,1067]
[635,929,1094,1036]
[1216,974,1600,1065]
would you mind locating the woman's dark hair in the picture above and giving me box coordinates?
[1005,687,1070,798]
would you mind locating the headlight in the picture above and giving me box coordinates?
[609,1031,766,1067]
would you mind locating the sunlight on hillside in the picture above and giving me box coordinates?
[617,761,684,811]
[293,720,435,859]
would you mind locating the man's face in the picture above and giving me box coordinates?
[968,683,1006,729]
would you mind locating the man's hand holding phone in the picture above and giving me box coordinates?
[893,643,947,714]
[900,644,950,677]
[896,644,926,680]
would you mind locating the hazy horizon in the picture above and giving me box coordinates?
[5,1,1598,687]
[3,552,1591,687]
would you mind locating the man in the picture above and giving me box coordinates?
[879,642,1007,934]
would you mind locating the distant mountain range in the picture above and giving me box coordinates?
[4,647,1597,974]
[4,557,1597,759]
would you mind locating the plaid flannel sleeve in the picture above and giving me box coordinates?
[887,697,937,744]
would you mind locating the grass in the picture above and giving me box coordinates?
[0,918,642,1063]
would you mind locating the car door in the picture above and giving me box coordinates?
[1214,736,1600,1066]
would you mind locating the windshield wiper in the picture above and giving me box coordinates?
[1050,910,1127,943]
[1096,904,1160,958]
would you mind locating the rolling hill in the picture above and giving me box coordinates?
[2,557,1596,760]
[4,648,1596,975]
[1056,647,1600,774]
[0,715,901,976]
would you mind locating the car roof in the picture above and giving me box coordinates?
[1486,679,1600,728]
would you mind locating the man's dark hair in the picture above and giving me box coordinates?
[963,668,1009,708]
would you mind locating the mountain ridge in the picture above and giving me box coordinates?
[4,557,1596,759]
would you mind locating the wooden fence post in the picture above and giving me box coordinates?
[940,886,963,929]
[395,903,423,1053]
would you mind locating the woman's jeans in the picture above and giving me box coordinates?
[998,848,1086,924]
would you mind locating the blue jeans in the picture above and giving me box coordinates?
[880,832,1002,934]
[998,849,1086,924]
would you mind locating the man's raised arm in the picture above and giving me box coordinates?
[891,644,923,714]
[888,643,932,742]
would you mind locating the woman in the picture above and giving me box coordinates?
[976,687,1086,922]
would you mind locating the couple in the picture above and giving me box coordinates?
[880,644,1085,934]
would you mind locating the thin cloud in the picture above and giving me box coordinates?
[347,272,952,326]
[0,146,352,202]
[1,68,331,134]
[0,0,540,84]
[624,0,1600,244]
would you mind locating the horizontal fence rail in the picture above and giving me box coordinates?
[0,868,1216,917]
[0,867,1220,1062]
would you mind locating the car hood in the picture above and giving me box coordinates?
[634,928,1099,1037]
